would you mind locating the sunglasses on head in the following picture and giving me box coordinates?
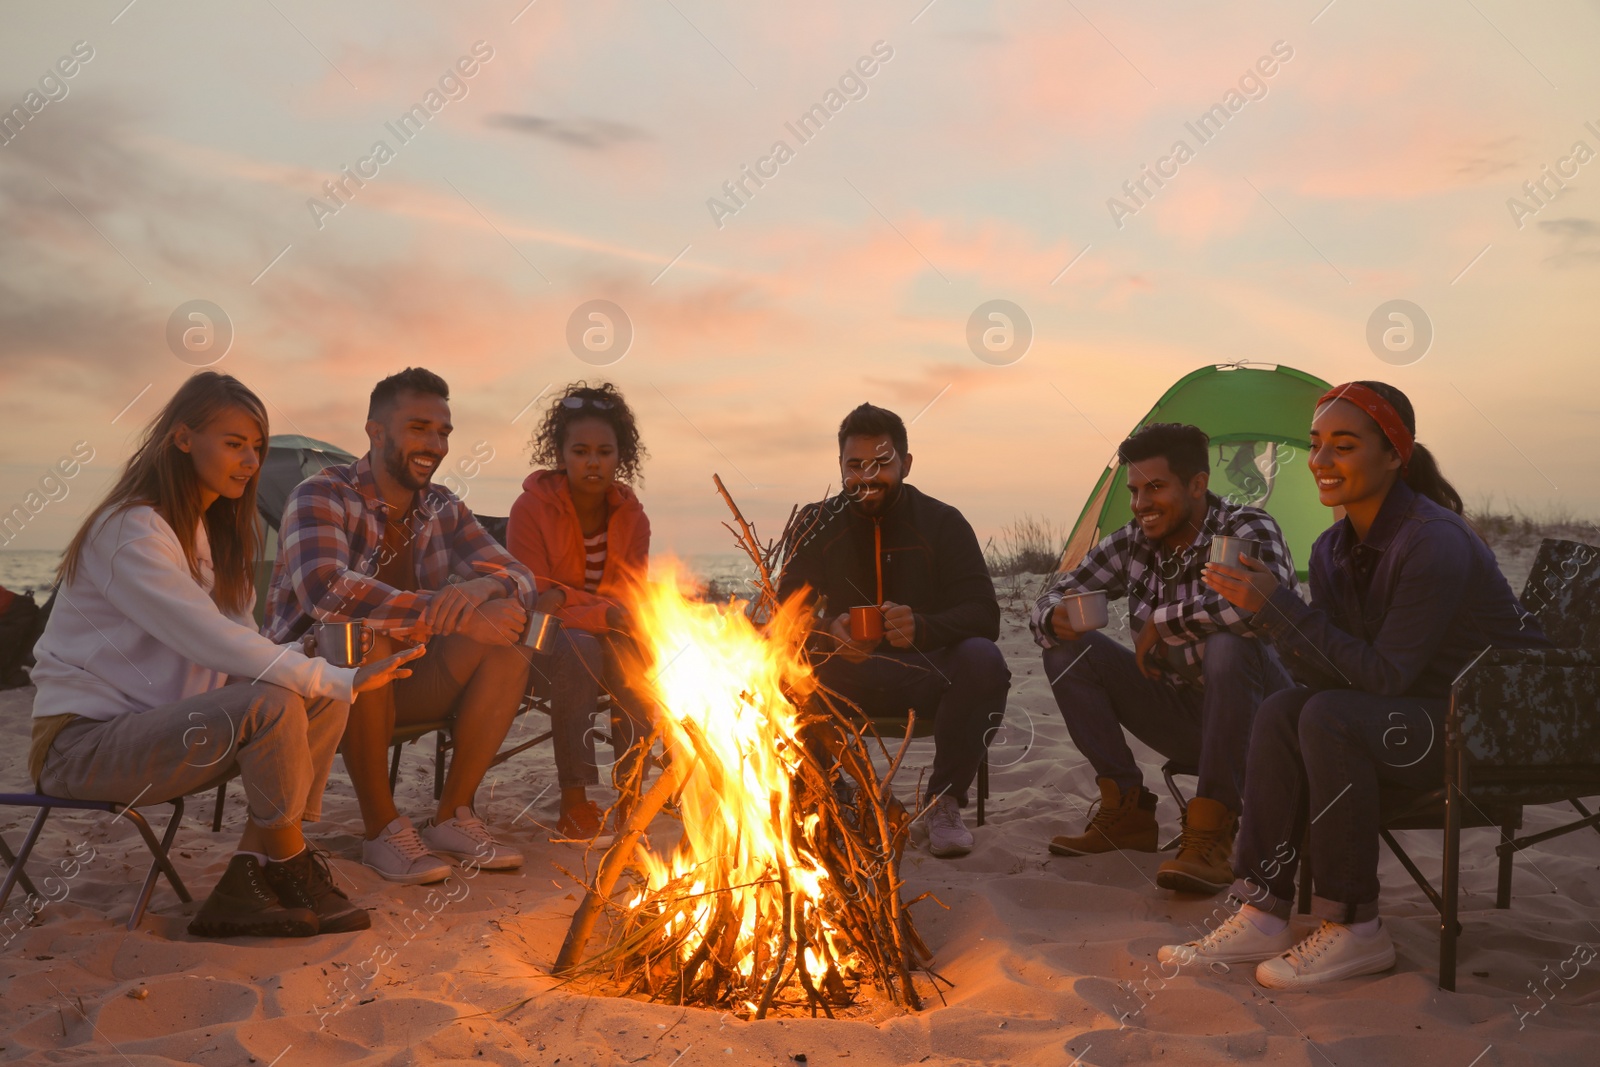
[560,396,616,411]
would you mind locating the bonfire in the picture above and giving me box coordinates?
[553,478,940,1017]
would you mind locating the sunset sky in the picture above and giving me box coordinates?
[3,0,1598,562]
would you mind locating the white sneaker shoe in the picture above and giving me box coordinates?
[1256,920,1396,989]
[1157,908,1299,968]
[421,806,524,870]
[925,794,974,858]
[361,816,452,885]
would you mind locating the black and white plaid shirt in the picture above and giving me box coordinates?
[1030,493,1299,681]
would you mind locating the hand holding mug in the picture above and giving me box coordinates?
[880,601,916,649]
[1048,605,1082,641]
[461,597,528,646]
[1203,553,1279,614]
[829,612,873,663]
[1049,591,1108,640]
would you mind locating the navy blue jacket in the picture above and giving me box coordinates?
[1253,481,1548,698]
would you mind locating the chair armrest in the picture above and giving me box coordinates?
[1450,650,1600,768]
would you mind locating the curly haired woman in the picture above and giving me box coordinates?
[507,382,655,841]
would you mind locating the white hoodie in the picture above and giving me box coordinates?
[31,505,356,721]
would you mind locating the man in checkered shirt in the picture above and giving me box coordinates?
[266,368,541,886]
[1031,423,1296,895]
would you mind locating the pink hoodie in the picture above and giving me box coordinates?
[506,469,650,634]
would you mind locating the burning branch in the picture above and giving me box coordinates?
[548,477,939,1017]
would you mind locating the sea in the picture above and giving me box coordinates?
[0,550,58,603]
[0,549,759,605]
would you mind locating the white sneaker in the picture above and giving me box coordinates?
[1157,908,1298,968]
[1256,920,1396,989]
[361,816,452,885]
[421,806,524,870]
[925,794,974,858]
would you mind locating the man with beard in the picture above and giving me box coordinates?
[266,368,536,883]
[1032,423,1295,895]
[777,403,1009,859]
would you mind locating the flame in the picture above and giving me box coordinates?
[621,561,855,1005]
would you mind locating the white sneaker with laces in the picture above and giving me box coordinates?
[1255,920,1395,989]
[925,794,974,858]
[1157,908,1299,968]
[421,806,524,870]
[361,816,452,885]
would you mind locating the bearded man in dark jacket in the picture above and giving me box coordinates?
[777,403,1010,858]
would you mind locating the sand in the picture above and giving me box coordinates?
[3,549,1599,1066]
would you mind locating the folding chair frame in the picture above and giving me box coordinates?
[0,793,193,931]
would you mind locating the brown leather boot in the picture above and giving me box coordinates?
[1049,777,1159,856]
[1156,797,1238,894]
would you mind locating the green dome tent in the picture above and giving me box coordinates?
[1057,363,1333,581]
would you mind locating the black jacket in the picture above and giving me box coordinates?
[776,482,1000,650]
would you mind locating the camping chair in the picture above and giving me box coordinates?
[1424,537,1600,989]
[1270,538,1600,989]
[1159,759,1198,851]
[0,791,200,931]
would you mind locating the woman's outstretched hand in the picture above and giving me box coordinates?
[351,642,426,694]
[1203,553,1279,614]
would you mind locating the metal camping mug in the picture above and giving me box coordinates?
[313,621,373,668]
[1208,535,1264,570]
[520,610,564,655]
[1059,590,1109,632]
[848,605,885,642]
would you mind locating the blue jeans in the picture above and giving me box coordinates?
[1041,630,1289,812]
[811,636,1010,808]
[532,629,654,790]
[1231,686,1446,923]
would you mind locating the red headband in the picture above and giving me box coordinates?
[1317,383,1415,469]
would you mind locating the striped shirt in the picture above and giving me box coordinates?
[1030,492,1299,681]
[582,530,607,593]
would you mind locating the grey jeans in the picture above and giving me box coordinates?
[38,683,349,828]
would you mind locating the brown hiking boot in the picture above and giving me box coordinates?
[188,854,318,939]
[266,847,371,935]
[1156,797,1238,894]
[1049,777,1159,856]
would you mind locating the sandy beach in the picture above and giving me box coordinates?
[2,543,1598,1067]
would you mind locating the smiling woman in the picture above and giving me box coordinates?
[1167,379,1551,989]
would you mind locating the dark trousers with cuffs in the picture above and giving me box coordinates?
[812,636,1010,808]
[1041,629,1289,813]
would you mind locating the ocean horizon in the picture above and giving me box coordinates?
[0,549,757,605]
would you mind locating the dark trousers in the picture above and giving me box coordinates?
[1041,629,1289,812]
[812,636,1010,808]
[532,629,654,790]
[1230,686,1446,923]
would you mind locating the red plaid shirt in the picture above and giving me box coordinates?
[263,454,536,642]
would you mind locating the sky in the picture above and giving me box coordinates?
[2,0,1598,562]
